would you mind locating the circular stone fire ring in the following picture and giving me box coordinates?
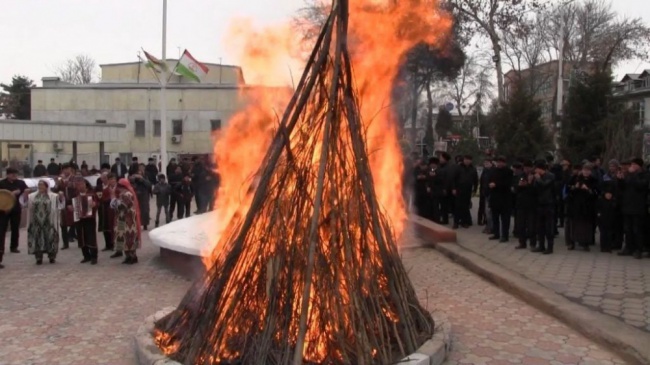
[134,307,451,365]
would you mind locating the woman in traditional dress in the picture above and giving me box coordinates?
[20,180,64,265]
[110,178,142,264]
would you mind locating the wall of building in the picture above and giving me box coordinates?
[29,86,257,167]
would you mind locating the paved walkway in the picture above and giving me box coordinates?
[0,208,625,364]
[449,202,650,334]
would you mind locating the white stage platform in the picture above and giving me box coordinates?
[149,212,215,257]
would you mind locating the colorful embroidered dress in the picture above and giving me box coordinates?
[111,181,141,252]
[23,192,63,259]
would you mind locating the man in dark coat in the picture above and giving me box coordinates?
[602,160,623,250]
[413,159,430,218]
[488,156,514,242]
[111,158,128,179]
[514,160,537,249]
[436,152,454,225]
[453,155,478,228]
[426,157,444,223]
[145,158,159,186]
[33,160,47,177]
[617,158,648,259]
[532,160,556,254]
[128,157,140,176]
[47,158,60,176]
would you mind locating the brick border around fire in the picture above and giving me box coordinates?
[134,308,451,365]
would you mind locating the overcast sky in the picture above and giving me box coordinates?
[1,0,648,86]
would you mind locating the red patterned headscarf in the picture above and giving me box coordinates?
[118,178,142,243]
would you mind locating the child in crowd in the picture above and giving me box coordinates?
[153,174,172,226]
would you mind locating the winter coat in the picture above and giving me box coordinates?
[533,171,555,206]
[618,171,649,216]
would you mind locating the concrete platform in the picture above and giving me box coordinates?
[410,214,457,243]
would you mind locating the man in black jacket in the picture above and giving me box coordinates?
[488,156,514,242]
[426,157,444,223]
[532,160,556,254]
[145,158,159,186]
[47,158,61,176]
[111,158,128,179]
[128,157,140,176]
[617,158,648,259]
[453,155,478,228]
[0,168,29,268]
[514,160,537,249]
[33,160,47,177]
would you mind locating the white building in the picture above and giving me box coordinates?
[12,59,258,168]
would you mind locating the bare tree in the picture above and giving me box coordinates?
[447,0,546,103]
[541,0,650,69]
[56,54,97,84]
[447,55,494,125]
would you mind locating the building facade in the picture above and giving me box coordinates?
[28,60,255,167]
[612,71,650,128]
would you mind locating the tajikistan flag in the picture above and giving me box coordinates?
[142,49,167,73]
[174,50,209,83]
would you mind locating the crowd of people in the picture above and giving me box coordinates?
[411,152,650,258]
[0,155,220,269]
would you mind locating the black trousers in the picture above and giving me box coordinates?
[0,208,21,261]
[515,207,536,246]
[599,218,614,252]
[624,214,644,254]
[536,205,555,250]
[477,194,487,225]
[427,196,441,223]
[454,190,472,226]
[177,201,192,219]
[555,198,565,227]
[193,185,202,213]
[76,218,97,259]
[491,207,511,239]
[61,225,73,248]
[169,194,178,220]
[102,231,114,250]
[439,195,451,224]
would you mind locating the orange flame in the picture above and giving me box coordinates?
[204,0,451,263]
[168,1,454,362]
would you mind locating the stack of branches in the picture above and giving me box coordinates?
[155,0,434,364]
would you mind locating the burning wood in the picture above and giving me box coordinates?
[155,0,444,364]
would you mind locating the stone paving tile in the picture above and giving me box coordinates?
[401,227,625,365]
[448,199,650,334]
[0,200,625,365]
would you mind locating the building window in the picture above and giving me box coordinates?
[633,101,646,126]
[95,119,106,124]
[153,120,161,137]
[134,120,145,137]
[210,119,222,131]
[172,119,183,135]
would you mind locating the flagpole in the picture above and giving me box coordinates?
[159,0,169,176]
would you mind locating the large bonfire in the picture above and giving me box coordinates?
[155,0,451,364]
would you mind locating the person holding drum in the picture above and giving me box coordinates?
[0,168,28,268]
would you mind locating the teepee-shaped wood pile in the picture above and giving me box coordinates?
[155,0,434,363]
